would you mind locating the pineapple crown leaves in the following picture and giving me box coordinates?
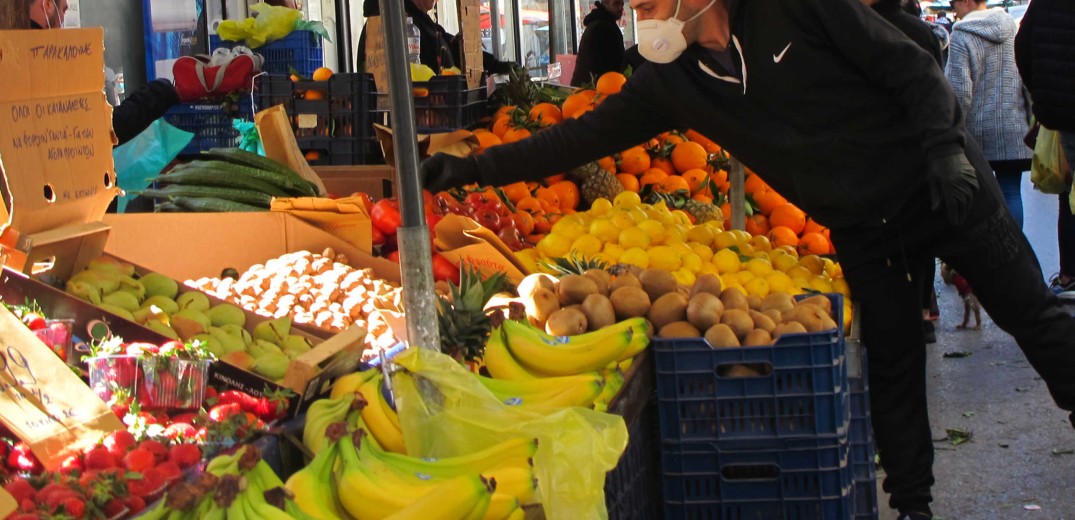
[539,254,610,276]
[436,263,511,361]
[639,184,691,208]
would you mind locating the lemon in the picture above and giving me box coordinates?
[589,219,620,242]
[699,262,720,275]
[689,242,714,262]
[571,234,604,257]
[673,270,696,287]
[664,225,687,244]
[713,230,738,250]
[822,257,839,278]
[668,240,693,256]
[809,276,833,293]
[713,249,741,274]
[537,233,571,259]
[647,246,681,271]
[831,278,851,297]
[628,206,650,224]
[515,248,539,272]
[681,253,703,273]
[746,257,774,278]
[613,191,642,208]
[770,251,799,272]
[620,247,650,268]
[765,271,794,294]
[722,280,746,296]
[610,209,635,230]
[787,265,813,282]
[551,218,585,241]
[603,242,626,260]
[735,270,756,285]
[799,255,825,276]
[637,220,666,245]
[737,242,756,257]
[618,227,652,249]
[686,225,715,246]
[751,234,773,252]
[744,277,770,298]
[728,229,752,244]
[590,198,613,215]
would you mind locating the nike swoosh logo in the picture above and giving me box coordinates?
[773,42,792,63]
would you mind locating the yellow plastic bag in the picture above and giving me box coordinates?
[1030,125,1072,195]
[390,347,628,520]
[216,4,302,49]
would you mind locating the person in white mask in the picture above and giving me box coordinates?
[29,0,68,29]
[421,2,1075,517]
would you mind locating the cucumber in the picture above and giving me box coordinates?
[150,167,290,197]
[202,148,324,196]
[170,196,265,213]
[177,160,317,197]
[155,202,182,212]
[137,184,272,208]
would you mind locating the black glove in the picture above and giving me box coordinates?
[926,152,979,226]
[420,153,481,193]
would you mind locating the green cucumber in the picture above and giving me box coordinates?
[170,196,265,213]
[137,185,272,208]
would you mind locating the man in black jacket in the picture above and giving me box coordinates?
[423,0,1075,517]
[571,0,626,86]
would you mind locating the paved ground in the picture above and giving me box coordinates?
[876,178,1075,520]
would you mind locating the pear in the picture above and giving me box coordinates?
[141,295,179,315]
[98,304,135,322]
[205,303,246,328]
[66,280,102,305]
[219,324,253,346]
[221,351,255,370]
[88,256,135,276]
[191,333,225,358]
[209,327,247,354]
[249,339,283,359]
[133,305,169,325]
[115,276,146,302]
[176,291,210,312]
[251,352,290,381]
[253,316,291,346]
[102,291,140,313]
[282,334,313,359]
[140,272,179,300]
[69,270,121,294]
[171,309,211,341]
[146,320,180,340]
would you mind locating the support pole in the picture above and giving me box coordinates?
[729,157,746,231]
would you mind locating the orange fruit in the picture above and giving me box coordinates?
[769,203,807,234]
[709,169,729,187]
[597,156,616,173]
[595,71,627,95]
[491,115,512,138]
[303,89,325,100]
[660,132,687,147]
[743,171,769,195]
[768,226,800,248]
[680,168,710,194]
[670,141,709,173]
[501,181,531,203]
[720,202,733,227]
[535,187,561,212]
[803,218,826,235]
[691,192,714,204]
[650,156,676,176]
[616,173,640,192]
[528,103,563,126]
[516,196,544,215]
[684,129,721,153]
[798,232,832,256]
[312,67,334,81]
[472,129,502,154]
[549,180,581,212]
[744,213,771,237]
[618,146,652,175]
[561,89,599,119]
[658,175,691,194]
[512,211,536,236]
[494,105,517,120]
[753,189,788,216]
[639,169,669,189]
[543,173,567,185]
[502,127,532,144]
[304,150,321,161]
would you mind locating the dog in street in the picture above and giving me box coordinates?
[941,263,982,330]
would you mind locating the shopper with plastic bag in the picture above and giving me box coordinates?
[421,0,1075,518]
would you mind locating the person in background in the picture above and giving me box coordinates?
[1015,0,1075,296]
[946,0,1032,229]
[421,1,1075,518]
[356,0,513,77]
[571,0,626,86]
[935,11,953,33]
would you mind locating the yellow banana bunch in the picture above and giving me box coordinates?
[382,474,494,520]
[483,494,520,520]
[330,368,379,399]
[372,435,538,479]
[501,318,635,376]
[286,422,349,520]
[304,393,362,454]
[593,367,626,413]
[476,371,602,396]
[483,325,542,380]
[336,430,430,519]
[485,465,538,505]
[357,375,407,453]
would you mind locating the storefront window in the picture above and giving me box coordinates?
[572,0,635,51]
[482,0,519,64]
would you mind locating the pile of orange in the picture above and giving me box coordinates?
[736,171,834,256]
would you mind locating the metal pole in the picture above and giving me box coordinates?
[729,157,746,231]
[337,0,354,73]
[377,0,441,352]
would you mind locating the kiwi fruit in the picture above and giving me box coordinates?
[704,324,740,348]
[760,292,796,314]
[686,292,724,332]
[747,294,763,311]
[608,272,642,293]
[649,292,689,330]
[773,321,808,340]
[722,364,762,378]
[763,308,783,324]
[517,272,558,299]
[742,328,773,347]
[719,287,749,311]
[610,286,651,320]
[797,294,833,314]
[545,307,588,336]
[557,275,599,306]
[639,269,678,301]
[783,304,831,332]
[690,273,723,298]
[581,293,616,331]
[658,321,701,338]
[720,309,754,340]
[524,287,561,328]
[748,310,776,333]
[583,269,612,296]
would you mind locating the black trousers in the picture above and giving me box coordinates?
[829,161,1075,512]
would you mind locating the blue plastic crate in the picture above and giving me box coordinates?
[849,374,878,519]
[654,294,849,444]
[605,399,662,520]
[163,98,253,156]
[211,30,323,78]
[662,437,854,519]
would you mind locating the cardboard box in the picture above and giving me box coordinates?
[314,165,396,200]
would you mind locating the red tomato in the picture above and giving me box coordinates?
[431,253,460,284]
[464,192,488,208]
[497,224,524,251]
[371,226,386,246]
[473,208,502,232]
[370,199,402,236]
[425,213,442,239]
[386,250,401,263]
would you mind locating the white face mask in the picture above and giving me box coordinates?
[636,0,718,64]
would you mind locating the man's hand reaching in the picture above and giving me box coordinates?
[927,152,979,226]
[420,153,481,193]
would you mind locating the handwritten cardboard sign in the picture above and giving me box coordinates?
[457,0,483,89]
[434,214,531,284]
[365,17,390,95]
[0,28,119,236]
[0,306,122,470]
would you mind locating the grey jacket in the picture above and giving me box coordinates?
[946,8,1031,162]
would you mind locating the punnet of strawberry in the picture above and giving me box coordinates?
[3,301,75,366]
[85,338,212,412]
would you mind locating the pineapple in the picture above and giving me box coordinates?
[682,198,724,224]
[569,162,623,206]
[436,264,511,362]
[641,186,724,224]
[541,253,610,276]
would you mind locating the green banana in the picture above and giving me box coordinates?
[303,393,361,454]
[501,319,633,376]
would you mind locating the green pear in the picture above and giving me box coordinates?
[69,270,121,294]
[146,320,180,340]
[88,256,135,276]
[141,295,179,315]
[251,351,290,381]
[115,276,146,302]
[249,339,284,359]
[102,291,140,313]
[191,333,225,358]
[140,272,179,300]
[219,324,253,346]
[133,305,169,325]
[176,291,210,312]
[171,309,211,341]
[252,316,291,346]
[282,334,312,359]
[98,304,135,322]
[209,327,247,354]
[205,303,246,328]
[221,351,255,370]
[66,280,102,305]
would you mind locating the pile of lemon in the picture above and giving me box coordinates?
[517,192,850,304]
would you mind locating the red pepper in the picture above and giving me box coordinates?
[431,253,460,284]
[370,199,402,236]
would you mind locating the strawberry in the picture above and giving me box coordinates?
[155,461,182,483]
[122,495,146,515]
[169,412,198,425]
[253,387,293,422]
[61,497,85,518]
[137,439,168,463]
[168,444,202,470]
[21,312,47,331]
[18,498,36,512]
[101,498,127,519]
[5,479,37,502]
[203,386,218,402]
[9,513,41,520]
[105,358,138,389]
[102,430,136,458]
[124,475,154,499]
[58,454,83,475]
[217,390,259,413]
[123,342,159,357]
[77,470,98,490]
[110,402,130,420]
[83,445,117,470]
[7,443,41,472]
[157,340,184,356]
[208,403,241,422]
[162,422,196,441]
[122,448,155,473]
[39,483,78,513]
[141,467,165,491]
